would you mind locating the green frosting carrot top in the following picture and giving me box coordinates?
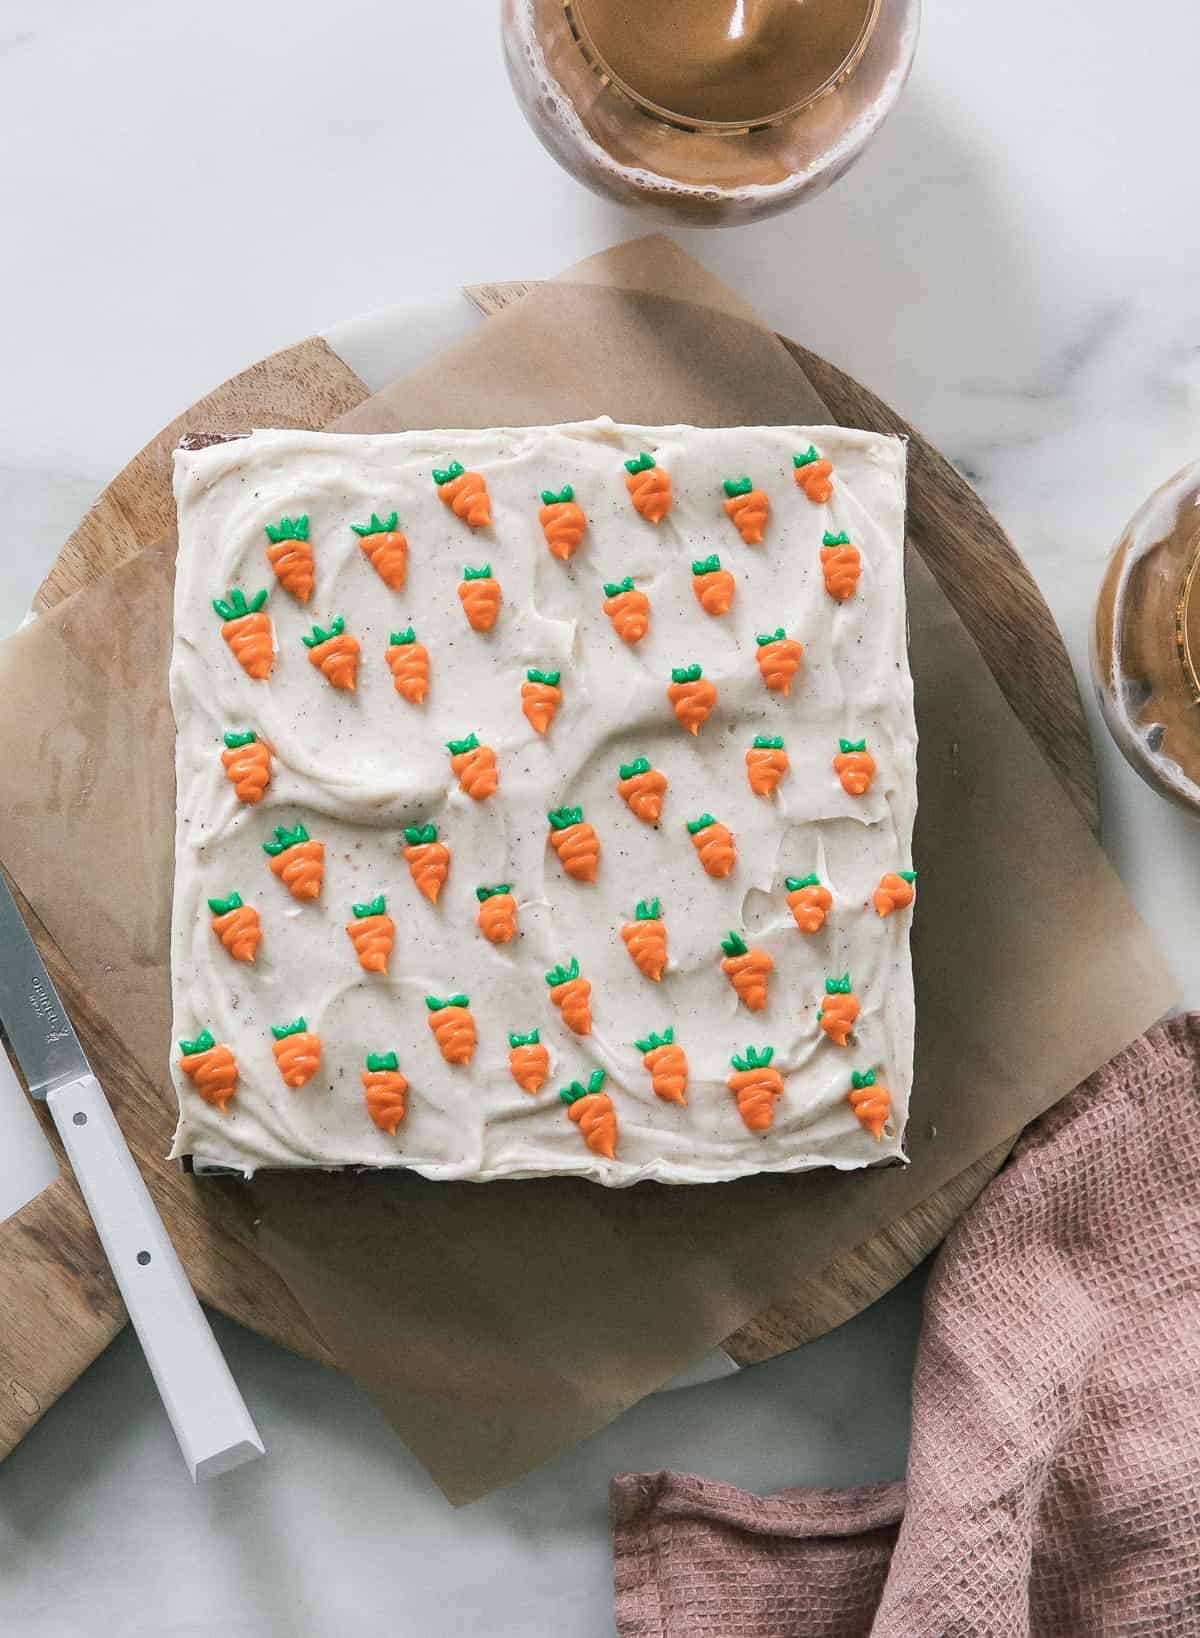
[213,587,267,620]
[367,1051,399,1072]
[223,729,257,748]
[634,1026,674,1053]
[560,1068,606,1104]
[541,484,574,505]
[271,1016,309,1040]
[624,451,656,474]
[179,1028,215,1056]
[262,823,309,856]
[730,1045,774,1072]
[351,512,398,536]
[302,616,345,648]
[265,515,308,543]
[432,460,465,485]
[723,476,753,497]
[351,895,386,918]
[545,956,580,987]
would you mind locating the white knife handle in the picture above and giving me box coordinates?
[46,1074,264,1481]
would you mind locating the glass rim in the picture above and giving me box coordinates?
[564,0,883,133]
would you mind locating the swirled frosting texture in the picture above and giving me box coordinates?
[169,422,915,1183]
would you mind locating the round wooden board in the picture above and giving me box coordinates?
[36,306,1097,1373]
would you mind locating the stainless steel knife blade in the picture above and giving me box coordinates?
[0,874,91,1099]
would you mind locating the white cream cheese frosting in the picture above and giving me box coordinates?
[169,421,915,1183]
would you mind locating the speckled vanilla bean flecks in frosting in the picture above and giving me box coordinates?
[168,421,916,1184]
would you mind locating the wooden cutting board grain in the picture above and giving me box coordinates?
[0,312,1096,1459]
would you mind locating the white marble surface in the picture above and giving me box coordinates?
[2,0,1198,1631]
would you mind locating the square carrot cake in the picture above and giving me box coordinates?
[169,421,916,1183]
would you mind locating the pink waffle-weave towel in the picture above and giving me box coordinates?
[612,1015,1200,1637]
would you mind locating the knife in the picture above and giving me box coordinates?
[0,874,264,1481]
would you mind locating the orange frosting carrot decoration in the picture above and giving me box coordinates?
[207,891,261,963]
[545,955,592,1035]
[727,1045,784,1131]
[722,476,770,544]
[508,1028,549,1095]
[458,563,502,631]
[302,615,359,691]
[476,883,517,944]
[849,1068,891,1141]
[785,873,832,933]
[820,530,861,601]
[178,1028,238,1112]
[263,822,324,900]
[834,737,876,796]
[720,930,773,1011]
[425,993,476,1065]
[521,668,562,735]
[221,729,271,803]
[617,756,667,823]
[818,973,860,1047]
[346,894,395,973]
[668,664,717,735]
[271,1016,322,1088]
[873,870,916,918]
[351,511,407,590]
[746,734,788,797]
[691,554,735,616]
[434,460,492,528]
[403,823,450,902]
[634,1027,688,1105]
[602,576,651,644]
[794,445,835,503]
[756,628,804,694]
[547,805,600,882]
[561,1068,617,1159]
[621,898,667,982]
[539,485,586,559]
[624,450,671,524]
[387,626,430,703]
[686,812,736,878]
[362,1051,408,1134]
[264,515,315,603]
[213,588,273,680]
[447,732,499,801]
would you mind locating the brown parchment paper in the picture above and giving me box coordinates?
[0,239,1177,1504]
